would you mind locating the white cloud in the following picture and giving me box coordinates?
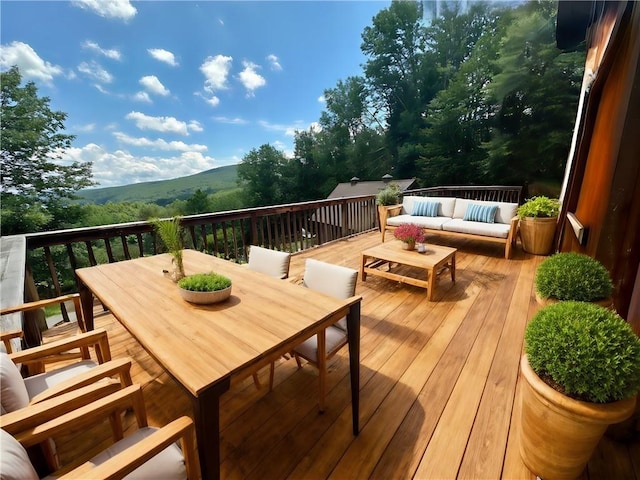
[133,91,152,103]
[258,120,306,137]
[200,55,232,93]
[318,95,326,103]
[204,95,220,107]
[71,0,136,21]
[238,61,266,96]
[148,48,178,67]
[139,75,169,96]
[78,60,113,83]
[113,132,208,152]
[188,120,203,132]
[212,116,248,125]
[266,54,282,71]
[74,123,96,133]
[81,40,121,60]
[0,41,63,84]
[65,143,218,187]
[125,111,201,136]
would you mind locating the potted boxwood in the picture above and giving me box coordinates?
[519,301,640,480]
[376,183,402,233]
[177,272,232,304]
[535,252,614,307]
[517,196,560,255]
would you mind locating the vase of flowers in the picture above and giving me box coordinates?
[393,223,424,251]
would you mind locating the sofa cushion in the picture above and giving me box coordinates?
[402,196,457,218]
[0,352,29,413]
[464,203,498,223]
[452,198,517,224]
[23,360,96,400]
[443,218,511,239]
[387,214,449,230]
[412,199,439,217]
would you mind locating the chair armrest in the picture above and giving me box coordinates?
[59,416,198,480]
[9,328,112,365]
[14,384,144,448]
[0,293,81,316]
[0,381,122,435]
[28,357,133,404]
[0,329,23,353]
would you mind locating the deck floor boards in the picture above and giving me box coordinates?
[48,231,638,479]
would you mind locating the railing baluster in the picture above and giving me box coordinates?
[85,241,97,266]
[120,234,131,260]
[136,233,144,257]
[104,237,115,263]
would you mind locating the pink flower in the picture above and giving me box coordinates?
[393,223,425,243]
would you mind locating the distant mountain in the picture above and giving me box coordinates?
[77,164,238,205]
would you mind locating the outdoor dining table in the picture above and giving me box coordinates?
[75,249,362,480]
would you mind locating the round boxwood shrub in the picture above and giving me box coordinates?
[535,252,613,302]
[376,183,401,206]
[525,301,640,403]
[178,272,231,292]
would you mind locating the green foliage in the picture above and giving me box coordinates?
[237,144,288,207]
[535,252,614,302]
[77,165,238,205]
[517,196,560,219]
[376,182,401,206]
[178,272,231,292]
[525,301,640,403]
[1,66,94,234]
[151,217,185,277]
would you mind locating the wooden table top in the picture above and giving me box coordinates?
[362,241,456,269]
[76,249,361,397]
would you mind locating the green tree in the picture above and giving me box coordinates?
[237,144,288,207]
[1,66,94,234]
[481,2,584,185]
[184,188,211,215]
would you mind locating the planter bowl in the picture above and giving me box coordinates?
[178,285,232,304]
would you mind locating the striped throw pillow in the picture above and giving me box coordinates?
[412,200,440,217]
[464,204,498,223]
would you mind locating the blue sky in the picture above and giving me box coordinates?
[1,0,389,188]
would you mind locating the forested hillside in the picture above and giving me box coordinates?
[77,164,238,205]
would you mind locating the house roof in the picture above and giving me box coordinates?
[326,178,417,199]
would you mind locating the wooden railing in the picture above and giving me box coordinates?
[404,185,523,204]
[19,184,522,307]
[24,195,379,303]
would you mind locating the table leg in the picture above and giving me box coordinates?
[427,267,435,301]
[360,254,367,281]
[77,278,95,331]
[451,253,456,283]
[191,378,230,480]
[346,301,361,435]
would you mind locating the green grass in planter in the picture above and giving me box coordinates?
[535,252,613,302]
[178,272,231,292]
[525,301,640,403]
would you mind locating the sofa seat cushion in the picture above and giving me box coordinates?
[442,219,511,239]
[452,198,517,224]
[387,214,449,230]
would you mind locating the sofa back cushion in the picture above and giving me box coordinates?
[453,198,517,224]
[403,196,456,217]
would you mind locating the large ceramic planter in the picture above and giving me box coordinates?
[519,355,636,480]
[519,216,557,255]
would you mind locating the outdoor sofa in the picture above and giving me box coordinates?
[380,196,519,259]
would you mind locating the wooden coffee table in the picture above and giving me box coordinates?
[361,242,456,301]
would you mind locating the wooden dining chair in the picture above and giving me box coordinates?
[247,245,291,279]
[290,259,358,412]
[0,384,198,479]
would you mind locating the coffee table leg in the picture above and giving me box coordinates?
[360,254,367,281]
[427,267,435,301]
[451,253,456,283]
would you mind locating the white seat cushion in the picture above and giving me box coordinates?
[293,325,348,362]
[247,245,291,279]
[51,427,188,480]
[0,352,29,413]
[302,259,358,331]
[401,196,457,218]
[23,360,97,400]
[0,429,39,480]
[442,218,511,239]
[387,214,449,230]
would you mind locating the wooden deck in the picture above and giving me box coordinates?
[49,231,639,479]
